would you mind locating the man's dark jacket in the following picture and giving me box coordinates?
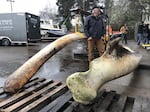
[137,24,143,34]
[84,15,105,39]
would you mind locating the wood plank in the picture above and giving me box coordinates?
[132,97,142,112]
[25,80,53,92]
[141,97,150,112]
[92,89,106,103]
[63,102,78,112]
[97,91,116,112]
[24,78,46,88]
[27,77,39,83]
[111,95,127,112]
[0,80,52,109]
[92,90,107,112]
[1,81,61,112]
[39,91,71,112]
[19,84,67,112]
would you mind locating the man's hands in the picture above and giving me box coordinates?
[101,36,104,41]
[88,37,93,41]
[88,36,104,41]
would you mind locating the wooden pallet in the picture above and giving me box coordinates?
[0,77,150,112]
[72,90,150,112]
[0,77,69,112]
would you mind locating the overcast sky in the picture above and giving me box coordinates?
[0,0,57,15]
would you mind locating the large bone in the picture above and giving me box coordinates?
[66,38,142,104]
[4,32,86,93]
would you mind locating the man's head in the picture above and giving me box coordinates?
[92,7,101,17]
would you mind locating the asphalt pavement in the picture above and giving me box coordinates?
[0,39,150,99]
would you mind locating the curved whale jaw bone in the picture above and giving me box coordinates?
[3,32,86,93]
[66,37,142,104]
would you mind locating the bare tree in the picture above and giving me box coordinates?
[39,3,57,19]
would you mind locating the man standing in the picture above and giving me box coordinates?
[143,23,149,44]
[137,21,144,45]
[120,24,128,44]
[84,7,105,62]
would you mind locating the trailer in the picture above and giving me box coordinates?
[0,12,41,46]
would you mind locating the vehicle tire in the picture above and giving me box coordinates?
[1,38,11,46]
